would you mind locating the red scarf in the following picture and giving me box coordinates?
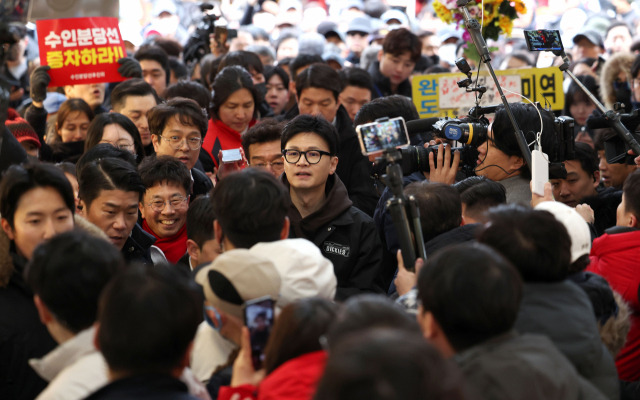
[142,219,187,264]
[203,119,256,168]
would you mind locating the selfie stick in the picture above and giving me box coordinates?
[382,149,427,272]
[553,50,640,155]
[456,0,532,170]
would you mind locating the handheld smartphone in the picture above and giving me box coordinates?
[243,296,275,370]
[524,30,564,52]
[356,117,410,156]
[221,148,242,163]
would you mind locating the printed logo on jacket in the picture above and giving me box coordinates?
[323,241,350,257]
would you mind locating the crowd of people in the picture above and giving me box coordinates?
[1,0,640,399]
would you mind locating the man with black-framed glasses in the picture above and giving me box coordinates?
[148,97,213,198]
[281,114,383,300]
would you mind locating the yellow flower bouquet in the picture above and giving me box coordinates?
[433,0,527,42]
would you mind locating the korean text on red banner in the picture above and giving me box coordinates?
[36,17,126,87]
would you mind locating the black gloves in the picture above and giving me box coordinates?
[117,57,142,79]
[30,65,51,103]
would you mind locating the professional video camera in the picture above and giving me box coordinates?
[587,106,640,165]
[183,3,223,66]
[362,104,575,179]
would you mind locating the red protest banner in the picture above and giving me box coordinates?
[36,17,127,87]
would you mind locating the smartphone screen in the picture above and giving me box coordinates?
[243,296,275,370]
[356,117,410,156]
[221,148,242,163]
[524,30,564,51]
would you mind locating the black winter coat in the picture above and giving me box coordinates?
[285,174,384,300]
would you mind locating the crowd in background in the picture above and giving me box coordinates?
[1,0,640,399]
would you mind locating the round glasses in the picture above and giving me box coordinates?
[158,135,203,150]
[282,149,332,164]
[146,195,189,212]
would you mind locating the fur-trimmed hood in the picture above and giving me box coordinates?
[599,52,635,110]
[600,291,631,357]
[0,214,108,288]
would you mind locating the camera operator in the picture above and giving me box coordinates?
[475,102,556,205]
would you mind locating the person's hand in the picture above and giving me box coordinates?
[216,148,249,181]
[117,57,142,79]
[394,250,424,296]
[230,327,266,387]
[530,181,553,208]
[627,149,640,168]
[575,203,595,224]
[427,143,460,185]
[9,87,24,102]
[29,65,51,104]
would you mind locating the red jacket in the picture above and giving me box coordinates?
[202,119,255,168]
[218,351,327,400]
[588,227,640,381]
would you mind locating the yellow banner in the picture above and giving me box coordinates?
[412,67,565,118]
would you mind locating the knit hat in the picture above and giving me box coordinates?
[5,116,41,149]
[534,201,591,263]
[194,249,281,320]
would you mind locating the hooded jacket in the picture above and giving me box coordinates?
[0,215,107,400]
[279,105,378,216]
[455,331,607,400]
[599,52,634,111]
[283,173,384,300]
[514,280,619,399]
[588,226,640,382]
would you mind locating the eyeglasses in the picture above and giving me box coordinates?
[252,160,285,170]
[146,195,189,212]
[282,149,332,164]
[158,135,203,150]
[100,140,135,152]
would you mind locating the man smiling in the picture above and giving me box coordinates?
[148,97,213,198]
[138,156,191,263]
[281,114,383,300]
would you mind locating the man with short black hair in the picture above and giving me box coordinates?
[281,114,383,299]
[454,176,506,224]
[338,67,373,122]
[138,156,192,264]
[416,242,607,400]
[242,119,284,178]
[369,28,421,98]
[110,78,161,154]
[77,156,153,264]
[134,45,170,97]
[86,264,202,399]
[292,63,378,215]
[551,142,600,208]
[26,231,124,399]
[179,195,220,272]
[148,97,213,198]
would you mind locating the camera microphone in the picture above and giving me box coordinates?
[405,118,440,135]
